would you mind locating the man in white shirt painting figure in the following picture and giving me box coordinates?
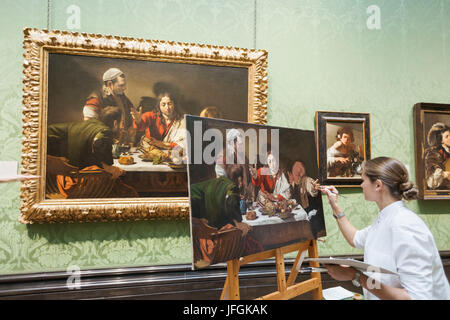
[321,157,450,300]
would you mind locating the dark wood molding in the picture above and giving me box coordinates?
[0,252,448,299]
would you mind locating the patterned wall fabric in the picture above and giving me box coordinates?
[0,0,448,274]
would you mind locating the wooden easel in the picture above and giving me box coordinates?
[220,239,323,300]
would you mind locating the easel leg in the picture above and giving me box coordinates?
[222,240,322,300]
[275,248,287,294]
[220,277,229,300]
[287,246,307,287]
[308,240,323,300]
[221,259,240,300]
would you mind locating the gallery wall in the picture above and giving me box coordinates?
[0,0,449,275]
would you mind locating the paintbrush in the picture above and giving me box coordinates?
[319,186,348,198]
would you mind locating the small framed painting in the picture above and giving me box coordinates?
[414,103,450,200]
[315,111,371,187]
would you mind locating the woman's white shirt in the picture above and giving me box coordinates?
[353,201,450,300]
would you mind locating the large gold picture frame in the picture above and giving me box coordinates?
[20,28,267,223]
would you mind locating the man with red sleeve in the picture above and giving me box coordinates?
[131,92,186,153]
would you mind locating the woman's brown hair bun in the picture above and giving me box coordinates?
[362,157,418,201]
[399,181,418,200]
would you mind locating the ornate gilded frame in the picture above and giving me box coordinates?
[20,28,268,223]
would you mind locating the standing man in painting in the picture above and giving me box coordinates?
[215,129,255,202]
[83,68,135,145]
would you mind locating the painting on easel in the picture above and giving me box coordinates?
[186,115,326,269]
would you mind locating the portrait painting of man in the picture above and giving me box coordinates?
[422,112,450,191]
[414,103,450,200]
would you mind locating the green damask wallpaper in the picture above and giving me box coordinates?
[0,0,449,275]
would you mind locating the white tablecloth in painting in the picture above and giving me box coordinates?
[113,148,186,172]
[242,204,317,226]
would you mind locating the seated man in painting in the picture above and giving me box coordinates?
[47,106,138,199]
[288,160,320,212]
[327,127,363,177]
[83,68,136,145]
[190,166,262,268]
[131,90,186,161]
[424,122,450,190]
